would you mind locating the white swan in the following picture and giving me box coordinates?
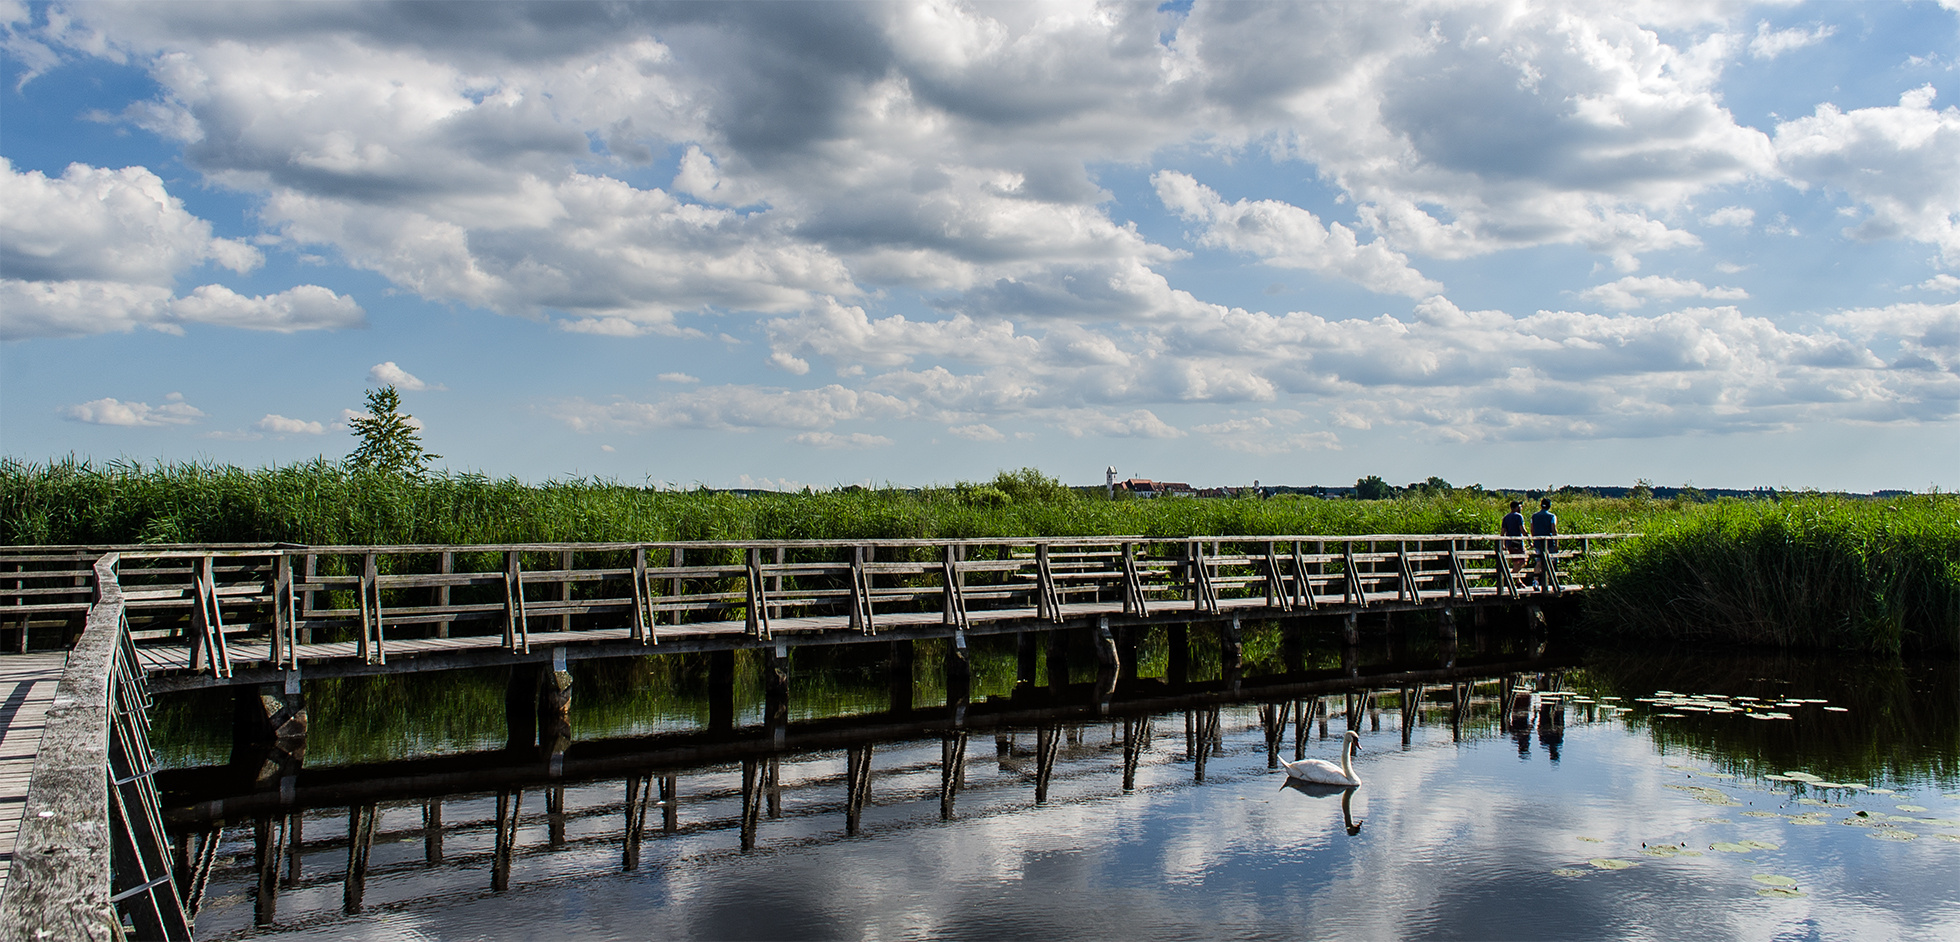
[1282,730,1361,786]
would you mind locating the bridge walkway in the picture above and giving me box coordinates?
[0,652,69,899]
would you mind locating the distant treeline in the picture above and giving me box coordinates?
[3,457,1954,654]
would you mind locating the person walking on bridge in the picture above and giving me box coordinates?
[1530,498,1559,590]
[1500,500,1527,581]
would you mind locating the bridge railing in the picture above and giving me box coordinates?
[0,553,191,940]
[0,534,1631,677]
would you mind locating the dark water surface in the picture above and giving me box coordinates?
[160,642,1959,941]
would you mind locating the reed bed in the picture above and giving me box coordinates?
[1581,496,1960,654]
[1,457,1668,545]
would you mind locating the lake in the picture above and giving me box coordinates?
[158,635,1959,941]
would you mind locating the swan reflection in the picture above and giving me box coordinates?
[1282,780,1364,835]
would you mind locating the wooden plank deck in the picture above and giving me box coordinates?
[0,652,68,899]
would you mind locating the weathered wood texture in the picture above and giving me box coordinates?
[0,555,122,941]
[0,652,67,898]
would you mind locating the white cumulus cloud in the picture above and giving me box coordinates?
[1578,276,1749,310]
[1749,22,1836,60]
[367,361,440,391]
[1776,86,1960,265]
[255,414,326,435]
[1153,171,1441,298]
[59,392,203,427]
[790,431,894,449]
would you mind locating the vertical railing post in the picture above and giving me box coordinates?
[631,546,652,644]
[436,551,454,640]
[942,544,969,629]
[1263,541,1291,612]
[1121,542,1148,616]
[1397,541,1418,603]
[1342,543,1365,608]
[745,547,770,639]
[503,550,528,653]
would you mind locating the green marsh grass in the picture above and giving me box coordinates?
[1582,496,1960,654]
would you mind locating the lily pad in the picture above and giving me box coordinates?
[1552,868,1587,877]
[1742,811,1785,819]
[1823,706,1849,713]
[1871,830,1918,842]
[1751,874,1798,887]
[1758,887,1806,899]
[1741,839,1780,850]
[1710,841,1753,853]
[1665,784,1741,805]
[1934,834,1960,843]
[1897,804,1929,813]
[1783,771,1824,782]
[1589,858,1636,870]
[1642,845,1685,857]
[1576,836,1604,843]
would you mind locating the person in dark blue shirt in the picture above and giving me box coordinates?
[1530,498,1559,589]
[1500,500,1526,581]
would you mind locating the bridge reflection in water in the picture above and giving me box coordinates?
[161,646,1583,936]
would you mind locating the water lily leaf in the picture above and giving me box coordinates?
[1758,887,1806,898]
[1642,845,1684,857]
[1665,784,1741,805]
[1576,836,1604,843]
[1897,804,1929,813]
[1742,811,1785,818]
[1741,840,1779,850]
[1710,841,1753,853]
[1589,858,1636,870]
[1704,772,1736,779]
[1752,874,1798,887]
[1934,834,1960,843]
[1869,788,1895,795]
[1823,706,1849,713]
[1763,774,1797,782]
[1552,868,1587,877]
[1871,830,1918,842]
[1784,771,1823,782]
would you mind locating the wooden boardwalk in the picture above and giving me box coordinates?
[131,584,1546,687]
[3,536,1613,693]
[0,652,67,899]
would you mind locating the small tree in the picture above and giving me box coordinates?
[1353,475,1394,500]
[348,386,439,476]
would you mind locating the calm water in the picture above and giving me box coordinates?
[162,645,1960,941]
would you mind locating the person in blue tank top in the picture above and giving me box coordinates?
[1530,498,1559,589]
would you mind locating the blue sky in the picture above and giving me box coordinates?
[3,1,1957,491]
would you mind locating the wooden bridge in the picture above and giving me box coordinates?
[0,532,1618,939]
[2,533,1612,689]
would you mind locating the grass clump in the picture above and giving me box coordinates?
[1581,495,1960,654]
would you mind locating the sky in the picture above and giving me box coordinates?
[2,1,1957,492]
